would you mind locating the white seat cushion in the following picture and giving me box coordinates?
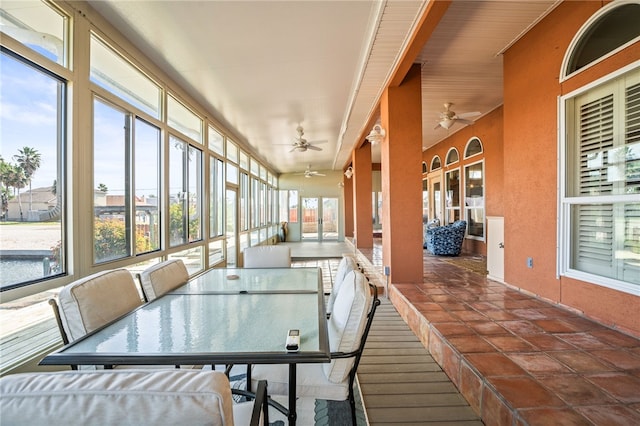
[139,259,189,301]
[251,363,349,401]
[58,269,142,342]
[251,270,371,400]
[243,246,291,268]
[326,256,357,314]
[0,369,234,426]
[323,270,371,383]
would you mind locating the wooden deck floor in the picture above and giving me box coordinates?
[359,299,482,425]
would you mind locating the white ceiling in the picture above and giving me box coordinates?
[87,0,559,175]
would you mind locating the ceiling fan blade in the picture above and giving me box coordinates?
[457,111,481,119]
[434,123,443,130]
[456,118,475,125]
[307,145,322,151]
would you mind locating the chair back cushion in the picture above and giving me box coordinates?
[326,256,358,314]
[323,270,372,383]
[243,245,291,268]
[139,259,189,301]
[0,369,234,426]
[58,269,142,342]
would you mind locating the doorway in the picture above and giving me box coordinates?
[301,197,338,241]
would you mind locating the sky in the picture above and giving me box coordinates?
[1,51,161,197]
[1,52,58,190]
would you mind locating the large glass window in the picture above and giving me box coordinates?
[239,172,249,231]
[133,119,161,254]
[251,177,260,228]
[169,135,202,246]
[465,137,483,158]
[208,125,224,156]
[566,3,640,75]
[446,148,459,165]
[422,179,429,221]
[562,67,640,291]
[93,99,129,263]
[226,139,238,163]
[445,169,461,224]
[167,95,202,143]
[93,99,161,263]
[209,156,224,238]
[90,34,161,119]
[279,190,288,223]
[431,156,441,171]
[289,190,299,223]
[464,161,484,238]
[0,1,68,67]
[0,50,66,289]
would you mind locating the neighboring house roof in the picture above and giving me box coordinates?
[7,187,56,204]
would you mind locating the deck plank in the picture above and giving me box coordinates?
[358,299,481,425]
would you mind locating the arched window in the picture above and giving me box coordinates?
[445,148,459,166]
[422,162,427,174]
[564,2,640,77]
[464,137,483,158]
[430,156,441,171]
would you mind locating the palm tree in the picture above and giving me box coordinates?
[14,146,41,213]
[5,164,27,220]
[0,157,9,220]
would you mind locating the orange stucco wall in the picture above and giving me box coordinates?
[504,1,639,336]
[422,1,640,337]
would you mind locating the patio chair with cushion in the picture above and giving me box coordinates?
[243,245,291,268]
[326,255,358,317]
[138,258,189,302]
[50,268,188,370]
[0,369,269,426]
[51,269,143,346]
[424,220,467,256]
[250,269,380,426]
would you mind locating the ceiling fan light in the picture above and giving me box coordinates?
[440,118,455,129]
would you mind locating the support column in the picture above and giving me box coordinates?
[353,143,373,248]
[380,63,423,283]
[343,168,354,238]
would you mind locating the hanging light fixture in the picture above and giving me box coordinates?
[366,124,386,145]
[344,166,354,179]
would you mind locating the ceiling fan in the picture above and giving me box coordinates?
[434,103,480,130]
[296,165,326,178]
[288,126,326,152]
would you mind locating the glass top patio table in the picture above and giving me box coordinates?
[41,267,329,366]
[172,267,320,294]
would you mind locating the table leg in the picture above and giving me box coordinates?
[288,364,297,426]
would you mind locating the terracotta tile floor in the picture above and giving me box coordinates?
[355,240,640,425]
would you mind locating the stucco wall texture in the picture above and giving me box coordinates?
[423,1,640,337]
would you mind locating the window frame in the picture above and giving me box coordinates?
[0,48,68,292]
[464,159,485,241]
[464,137,483,159]
[445,148,459,166]
[559,63,640,296]
[561,1,640,82]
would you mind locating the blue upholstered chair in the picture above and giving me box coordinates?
[425,220,467,256]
